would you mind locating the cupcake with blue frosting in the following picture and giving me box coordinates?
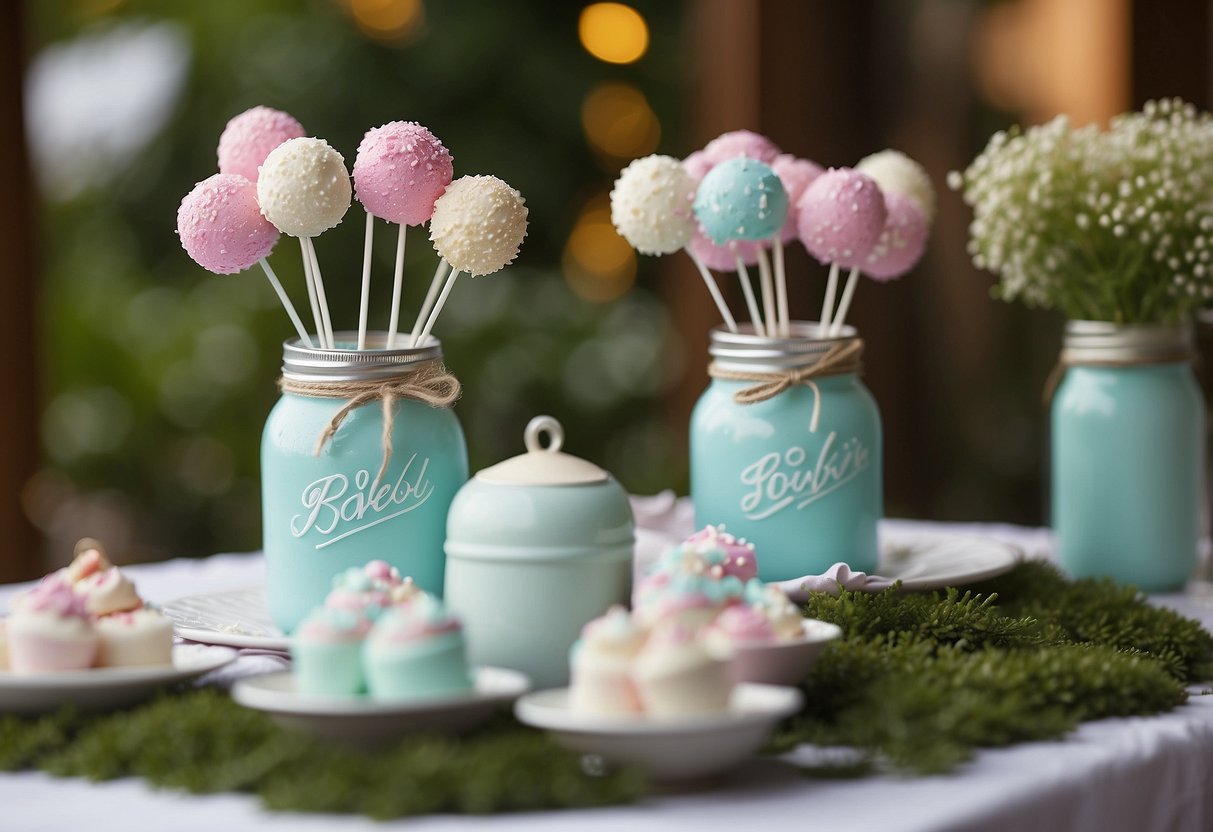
[364,594,472,701]
[291,606,372,695]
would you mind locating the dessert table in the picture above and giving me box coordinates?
[3,514,1213,832]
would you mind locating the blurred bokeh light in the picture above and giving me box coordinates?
[578,3,648,65]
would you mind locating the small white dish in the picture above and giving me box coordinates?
[0,644,237,715]
[514,683,802,781]
[876,535,1021,591]
[727,618,842,687]
[232,666,530,747]
[162,585,286,651]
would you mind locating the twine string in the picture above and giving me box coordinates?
[1041,348,1196,407]
[707,339,864,433]
[279,363,461,482]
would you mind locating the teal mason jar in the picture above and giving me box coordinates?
[1051,320,1204,591]
[262,332,468,632]
[691,323,882,580]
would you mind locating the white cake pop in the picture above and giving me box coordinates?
[257,137,352,238]
[856,149,936,223]
[610,155,697,256]
[429,175,528,276]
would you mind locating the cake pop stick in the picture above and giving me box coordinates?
[177,172,310,344]
[352,122,454,350]
[415,269,460,346]
[819,263,840,334]
[757,247,776,337]
[828,268,861,337]
[299,237,324,346]
[420,175,528,342]
[385,226,407,348]
[258,258,312,346]
[684,250,738,332]
[357,212,374,350]
[305,238,335,349]
[772,236,789,337]
[410,259,452,347]
[258,137,352,349]
[609,155,737,332]
[770,155,822,337]
[735,256,766,337]
[692,157,788,339]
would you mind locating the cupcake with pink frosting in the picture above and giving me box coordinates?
[744,580,804,640]
[702,604,778,652]
[323,566,395,621]
[291,606,373,695]
[7,577,99,673]
[683,524,759,582]
[569,605,647,715]
[73,567,142,616]
[363,595,472,701]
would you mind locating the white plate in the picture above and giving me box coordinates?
[876,535,1021,591]
[163,586,287,651]
[0,644,238,715]
[515,683,802,781]
[232,666,530,747]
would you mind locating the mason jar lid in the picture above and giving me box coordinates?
[709,321,860,373]
[1062,320,1193,363]
[476,416,608,486]
[282,331,443,383]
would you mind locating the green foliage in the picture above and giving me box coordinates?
[8,690,642,818]
[778,561,1212,774]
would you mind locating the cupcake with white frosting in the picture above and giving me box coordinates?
[632,624,732,716]
[7,577,99,673]
[94,608,174,667]
[569,605,647,715]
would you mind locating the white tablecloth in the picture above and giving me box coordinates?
[3,512,1213,832]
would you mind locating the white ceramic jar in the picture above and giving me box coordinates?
[444,416,634,689]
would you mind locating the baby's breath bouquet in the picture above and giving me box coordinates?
[950,98,1213,323]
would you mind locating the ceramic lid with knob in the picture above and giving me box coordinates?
[476,416,607,486]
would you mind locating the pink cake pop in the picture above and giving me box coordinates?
[771,155,824,243]
[688,230,763,271]
[353,122,453,226]
[216,106,305,183]
[177,173,279,274]
[861,191,929,280]
[352,121,455,350]
[682,150,714,183]
[797,167,887,268]
[702,130,781,166]
[177,173,311,345]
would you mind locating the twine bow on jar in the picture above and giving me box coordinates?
[707,339,864,432]
[279,363,461,481]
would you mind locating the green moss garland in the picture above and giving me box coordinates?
[0,561,1209,812]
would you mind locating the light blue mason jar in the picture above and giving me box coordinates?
[262,332,468,632]
[691,323,882,580]
[1051,320,1204,592]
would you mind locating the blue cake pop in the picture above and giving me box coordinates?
[692,157,789,245]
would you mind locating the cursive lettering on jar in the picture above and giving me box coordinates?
[738,433,870,521]
[290,454,434,548]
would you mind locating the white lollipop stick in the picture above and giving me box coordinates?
[410,259,452,347]
[684,248,738,333]
[416,269,461,346]
[385,225,408,349]
[305,238,335,349]
[773,236,789,337]
[757,247,777,338]
[735,256,765,337]
[819,262,840,336]
[299,237,324,348]
[357,212,374,350]
[258,258,312,347]
[829,267,861,336]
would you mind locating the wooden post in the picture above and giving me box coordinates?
[0,0,41,581]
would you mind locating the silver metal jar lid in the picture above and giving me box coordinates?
[1062,320,1193,364]
[281,331,444,383]
[709,321,860,373]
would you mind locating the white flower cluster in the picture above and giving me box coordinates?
[950,99,1213,322]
